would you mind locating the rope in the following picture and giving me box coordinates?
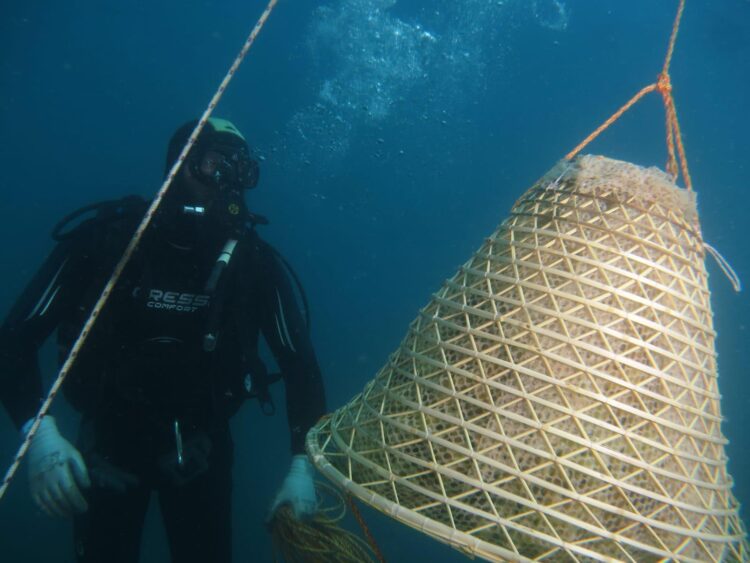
[563,84,656,164]
[565,0,693,191]
[0,0,280,502]
[347,494,387,563]
[662,0,685,75]
[268,481,378,563]
[704,243,743,293]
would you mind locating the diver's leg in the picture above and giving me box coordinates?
[72,464,151,563]
[73,416,151,563]
[158,425,233,563]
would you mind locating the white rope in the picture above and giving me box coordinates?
[704,242,742,293]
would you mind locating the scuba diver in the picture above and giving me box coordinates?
[0,118,327,562]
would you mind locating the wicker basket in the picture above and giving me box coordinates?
[307,155,748,562]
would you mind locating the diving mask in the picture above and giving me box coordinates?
[190,144,259,191]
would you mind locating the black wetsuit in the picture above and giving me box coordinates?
[0,197,326,562]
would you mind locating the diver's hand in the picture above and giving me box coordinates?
[24,416,90,517]
[270,454,317,520]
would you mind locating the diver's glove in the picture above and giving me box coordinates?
[24,416,90,517]
[270,454,317,520]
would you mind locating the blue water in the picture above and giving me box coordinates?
[1,1,748,561]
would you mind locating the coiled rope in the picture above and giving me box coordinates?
[268,482,383,563]
[0,0,279,501]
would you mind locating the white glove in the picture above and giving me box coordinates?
[270,454,317,520]
[24,416,90,517]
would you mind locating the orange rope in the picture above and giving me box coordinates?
[656,71,682,179]
[564,84,656,163]
[662,0,685,75]
[347,494,387,563]
[565,0,693,191]
[668,93,693,190]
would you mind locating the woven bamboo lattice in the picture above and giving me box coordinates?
[307,155,749,562]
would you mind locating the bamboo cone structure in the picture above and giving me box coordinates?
[307,155,748,562]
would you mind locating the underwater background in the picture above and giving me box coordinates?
[1,0,748,561]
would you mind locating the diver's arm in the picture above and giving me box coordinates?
[1,235,102,517]
[257,244,327,454]
[256,242,325,520]
[0,238,93,429]
[0,331,43,430]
